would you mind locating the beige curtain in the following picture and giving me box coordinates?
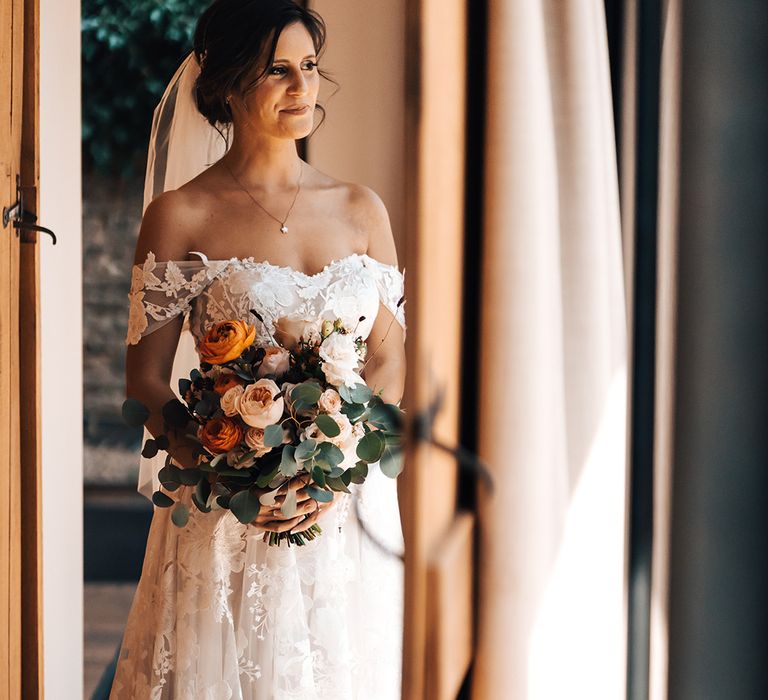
[473,2,627,698]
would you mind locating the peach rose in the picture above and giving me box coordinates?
[220,384,245,417]
[198,320,256,365]
[213,370,245,396]
[237,378,285,428]
[318,388,342,414]
[199,416,243,454]
[256,346,291,379]
[243,428,273,458]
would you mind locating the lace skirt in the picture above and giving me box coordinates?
[109,463,404,699]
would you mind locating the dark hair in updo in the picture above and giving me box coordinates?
[193,0,336,143]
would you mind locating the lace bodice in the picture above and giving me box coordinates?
[126,251,406,349]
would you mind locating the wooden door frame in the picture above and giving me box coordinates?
[19,0,43,694]
[401,0,474,698]
[1,0,42,695]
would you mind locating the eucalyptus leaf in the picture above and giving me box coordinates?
[264,424,284,447]
[311,465,327,488]
[122,398,150,427]
[315,441,345,469]
[379,445,404,478]
[327,466,345,478]
[195,479,211,511]
[155,434,170,451]
[140,438,158,459]
[338,384,354,403]
[280,487,298,518]
[178,378,192,397]
[152,491,174,508]
[256,463,280,488]
[295,438,318,461]
[229,488,262,524]
[158,464,182,485]
[280,445,298,477]
[171,502,189,527]
[314,413,341,437]
[349,382,373,404]
[341,402,366,422]
[162,398,190,428]
[306,485,334,503]
[326,476,351,493]
[356,430,386,463]
[291,381,323,404]
[177,467,202,486]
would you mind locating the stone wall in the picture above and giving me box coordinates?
[83,170,144,484]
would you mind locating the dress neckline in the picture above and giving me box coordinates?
[186,250,401,279]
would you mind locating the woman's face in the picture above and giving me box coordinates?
[231,22,320,141]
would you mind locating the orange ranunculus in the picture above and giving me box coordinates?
[199,320,256,364]
[199,416,243,454]
[213,371,245,396]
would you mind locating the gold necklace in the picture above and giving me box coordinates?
[223,159,303,235]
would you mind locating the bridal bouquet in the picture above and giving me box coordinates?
[122,310,404,546]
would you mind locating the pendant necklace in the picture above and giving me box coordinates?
[223,159,303,235]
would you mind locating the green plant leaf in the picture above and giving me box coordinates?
[315,441,345,469]
[295,438,318,461]
[311,465,327,488]
[291,381,323,405]
[158,464,182,485]
[280,487,297,518]
[349,383,373,404]
[229,489,262,524]
[171,502,189,527]
[177,467,202,486]
[122,398,150,427]
[280,445,298,477]
[141,439,158,459]
[264,424,284,447]
[162,398,190,428]
[379,445,404,478]
[314,413,341,437]
[306,485,334,502]
[152,491,174,508]
[326,476,351,493]
[341,402,366,422]
[356,431,386,463]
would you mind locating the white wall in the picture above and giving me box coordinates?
[309,0,406,255]
[40,0,83,695]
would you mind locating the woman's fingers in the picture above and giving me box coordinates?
[289,507,320,534]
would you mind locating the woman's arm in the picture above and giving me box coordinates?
[125,190,200,467]
[352,185,406,404]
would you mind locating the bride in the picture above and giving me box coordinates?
[110,1,407,697]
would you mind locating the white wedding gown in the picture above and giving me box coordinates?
[110,251,406,699]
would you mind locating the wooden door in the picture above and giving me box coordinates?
[401,0,474,698]
[1,0,42,696]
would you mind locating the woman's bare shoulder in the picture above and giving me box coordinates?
[134,188,207,265]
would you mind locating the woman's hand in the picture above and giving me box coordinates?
[250,475,345,534]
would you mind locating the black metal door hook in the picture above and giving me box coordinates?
[3,174,57,245]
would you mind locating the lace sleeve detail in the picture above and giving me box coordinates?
[125,250,220,345]
[363,256,407,337]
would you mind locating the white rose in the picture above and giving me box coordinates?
[237,378,285,428]
[244,428,273,457]
[220,385,245,417]
[319,332,364,387]
[318,388,342,414]
[256,346,291,379]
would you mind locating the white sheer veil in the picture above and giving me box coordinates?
[137,51,232,500]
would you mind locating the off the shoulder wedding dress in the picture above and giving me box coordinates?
[109,251,406,700]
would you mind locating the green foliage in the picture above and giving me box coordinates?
[82,0,211,177]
